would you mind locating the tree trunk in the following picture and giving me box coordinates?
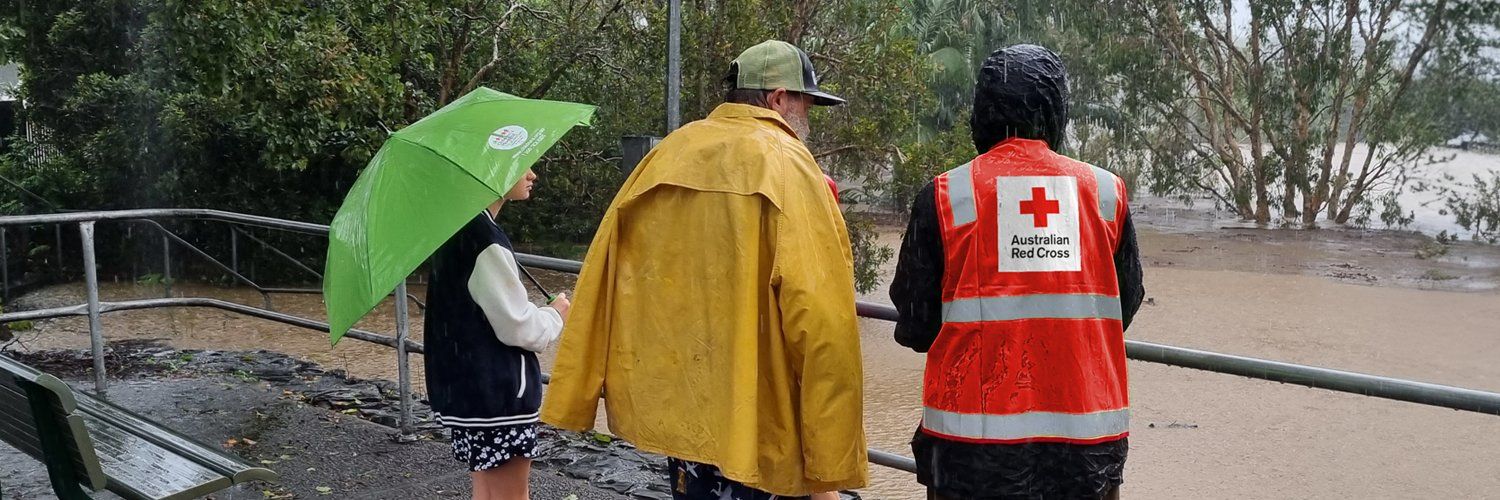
[1334,143,1381,224]
[1254,169,1271,224]
[1311,0,1361,226]
[1293,100,1316,226]
[1331,0,1447,226]
[1283,183,1300,224]
[1335,190,1358,224]
[1245,1,1268,224]
[1301,183,1322,226]
[1325,174,1347,222]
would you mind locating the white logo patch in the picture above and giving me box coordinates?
[487,125,529,150]
[997,176,1081,272]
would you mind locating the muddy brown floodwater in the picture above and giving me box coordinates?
[9,202,1500,499]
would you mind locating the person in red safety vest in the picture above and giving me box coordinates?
[889,44,1145,500]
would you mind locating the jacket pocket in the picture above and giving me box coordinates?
[516,353,528,399]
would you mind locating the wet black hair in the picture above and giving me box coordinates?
[970,44,1070,154]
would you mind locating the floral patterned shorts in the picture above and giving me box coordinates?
[448,423,539,472]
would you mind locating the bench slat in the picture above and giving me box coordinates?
[0,357,107,492]
[3,354,278,500]
[0,403,42,437]
[0,356,81,411]
[1,391,98,464]
[0,379,34,408]
[0,376,46,426]
[84,415,234,500]
[0,373,30,401]
[75,392,278,484]
[0,408,100,484]
[0,413,46,458]
[108,477,236,500]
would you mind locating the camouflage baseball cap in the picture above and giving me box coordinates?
[729,40,845,106]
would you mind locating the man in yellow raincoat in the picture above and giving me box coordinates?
[541,40,868,499]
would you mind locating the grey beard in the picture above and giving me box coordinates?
[786,114,811,141]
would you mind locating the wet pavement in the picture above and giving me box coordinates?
[0,342,644,500]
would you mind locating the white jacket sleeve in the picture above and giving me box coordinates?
[467,244,563,352]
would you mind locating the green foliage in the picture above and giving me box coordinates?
[1415,238,1451,260]
[845,212,893,294]
[1442,171,1500,243]
[0,304,32,337]
[901,0,995,134]
[6,0,1493,298]
[1376,191,1415,229]
[0,0,928,284]
[894,0,1164,201]
[889,121,971,212]
[1421,269,1458,281]
[1115,0,1500,226]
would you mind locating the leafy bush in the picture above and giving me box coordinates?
[1443,170,1500,243]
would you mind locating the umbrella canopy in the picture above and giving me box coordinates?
[324,87,596,344]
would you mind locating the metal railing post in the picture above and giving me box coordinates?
[162,234,172,298]
[666,0,682,132]
[394,281,415,441]
[79,222,107,397]
[230,227,239,278]
[55,224,63,269]
[2,227,8,303]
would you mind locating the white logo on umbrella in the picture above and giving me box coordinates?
[488,125,529,150]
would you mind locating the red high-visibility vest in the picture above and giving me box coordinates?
[924,138,1129,445]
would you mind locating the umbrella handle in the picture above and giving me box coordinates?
[517,264,555,303]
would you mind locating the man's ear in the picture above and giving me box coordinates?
[767,87,790,111]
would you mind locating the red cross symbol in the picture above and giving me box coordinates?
[1019,187,1061,228]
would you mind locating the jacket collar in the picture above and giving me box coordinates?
[986,137,1053,155]
[709,103,798,138]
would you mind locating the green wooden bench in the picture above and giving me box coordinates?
[0,354,278,499]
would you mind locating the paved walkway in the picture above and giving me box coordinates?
[1,376,623,499]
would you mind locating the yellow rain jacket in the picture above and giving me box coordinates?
[541,104,868,496]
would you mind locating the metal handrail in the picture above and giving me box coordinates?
[0,297,421,353]
[854,302,1500,415]
[6,208,1500,479]
[135,220,274,307]
[0,209,328,234]
[231,226,324,279]
[260,287,427,311]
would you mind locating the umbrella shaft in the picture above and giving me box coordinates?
[518,264,554,303]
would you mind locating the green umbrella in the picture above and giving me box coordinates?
[324,87,596,344]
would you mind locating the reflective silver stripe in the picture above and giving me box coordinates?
[923,407,1129,442]
[942,294,1121,322]
[944,162,976,227]
[1092,166,1118,222]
